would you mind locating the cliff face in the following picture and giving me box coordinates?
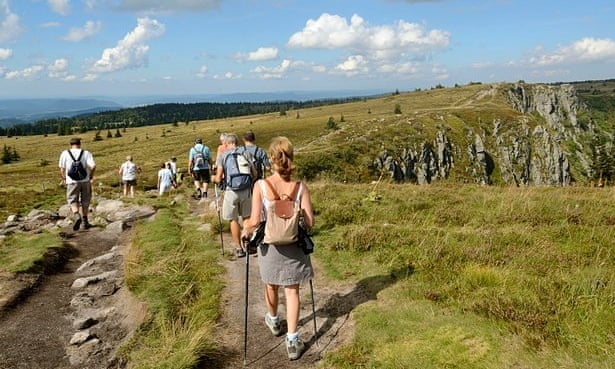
[373,83,593,186]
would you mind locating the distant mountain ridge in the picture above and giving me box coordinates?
[0,99,123,127]
[0,89,385,128]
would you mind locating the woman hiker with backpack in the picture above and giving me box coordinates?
[242,136,314,361]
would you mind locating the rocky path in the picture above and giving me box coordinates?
[0,202,152,369]
[0,194,365,369]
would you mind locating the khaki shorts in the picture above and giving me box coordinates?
[222,188,252,221]
[66,181,92,208]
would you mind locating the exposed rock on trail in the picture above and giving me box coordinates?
[0,200,153,369]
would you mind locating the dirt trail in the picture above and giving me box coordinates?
[0,227,133,369]
[192,195,356,369]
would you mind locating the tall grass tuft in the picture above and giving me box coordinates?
[120,202,224,368]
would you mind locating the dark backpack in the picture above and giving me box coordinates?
[246,145,267,180]
[192,146,207,170]
[224,147,253,191]
[67,150,88,181]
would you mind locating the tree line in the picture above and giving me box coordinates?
[0,97,368,137]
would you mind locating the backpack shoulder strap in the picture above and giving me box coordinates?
[263,178,280,200]
[288,181,300,201]
[67,150,83,161]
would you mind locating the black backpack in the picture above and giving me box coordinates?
[246,145,266,180]
[67,150,88,181]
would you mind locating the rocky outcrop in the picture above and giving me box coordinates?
[373,83,591,186]
[373,130,455,184]
[507,83,582,134]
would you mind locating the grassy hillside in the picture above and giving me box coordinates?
[2,82,615,368]
[3,81,614,217]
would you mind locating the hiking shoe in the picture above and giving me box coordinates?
[72,213,82,231]
[203,191,208,198]
[196,188,202,199]
[285,337,305,360]
[235,247,246,258]
[264,315,281,336]
[83,221,92,230]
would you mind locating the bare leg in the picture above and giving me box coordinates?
[265,284,279,317]
[284,284,300,334]
[230,219,241,248]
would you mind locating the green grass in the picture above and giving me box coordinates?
[117,198,224,368]
[0,231,63,273]
[314,183,615,368]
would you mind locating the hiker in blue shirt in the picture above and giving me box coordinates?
[188,137,212,199]
[243,130,271,181]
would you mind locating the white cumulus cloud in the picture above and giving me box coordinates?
[251,59,294,79]
[530,37,615,66]
[0,47,12,60]
[248,47,278,61]
[5,65,45,80]
[335,55,369,76]
[83,73,98,81]
[0,0,24,43]
[196,65,208,78]
[48,58,69,78]
[214,71,241,80]
[90,17,165,73]
[287,13,450,61]
[63,20,103,42]
[48,0,71,15]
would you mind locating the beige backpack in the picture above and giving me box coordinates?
[262,179,302,245]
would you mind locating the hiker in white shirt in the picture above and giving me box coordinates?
[118,155,141,197]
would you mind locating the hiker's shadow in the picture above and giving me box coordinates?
[300,264,414,349]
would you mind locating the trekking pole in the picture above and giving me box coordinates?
[309,279,318,346]
[242,237,250,365]
[214,184,224,255]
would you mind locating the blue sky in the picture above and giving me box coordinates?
[0,0,614,99]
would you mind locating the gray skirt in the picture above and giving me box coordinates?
[258,243,313,286]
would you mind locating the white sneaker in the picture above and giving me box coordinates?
[265,314,281,336]
[285,337,305,360]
